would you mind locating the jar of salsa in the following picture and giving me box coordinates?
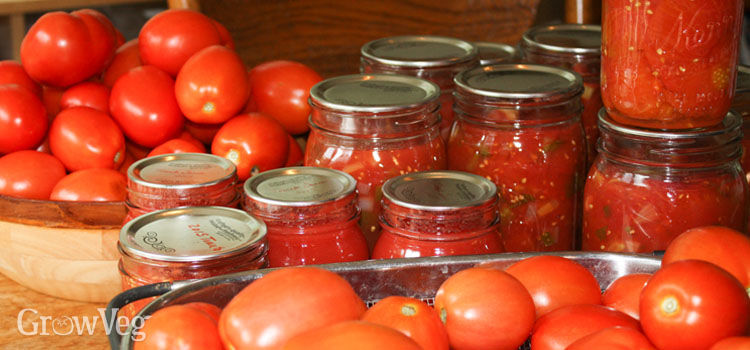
[305,74,446,250]
[732,65,750,184]
[360,35,478,141]
[582,109,748,253]
[521,24,602,167]
[118,206,267,317]
[601,0,743,129]
[372,170,503,259]
[243,166,369,267]
[448,64,586,252]
[475,41,518,66]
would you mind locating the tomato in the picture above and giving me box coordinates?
[49,168,126,202]
[184,120,222,145]
[531,304,640,350]
[0,85,47,154]
[434,267,535,350]
[102,39,141,88]
[248,60,322,135]
[0,60,41,96]
[602,273,651,320]
[49,106,125,171]
[138,9,221,76]
[505,255,602,318]
[183,302,221,324]
[566,327,657,350]
[710,337,750,350]
[109,65,184,147]
[285,135,304,167]
[211,112,289,180]
[133,304,222,350]
[60,81,109,113]
[362,296,449,350]
[640,260,750,350]
[282,321,423,350]
[0,150,66,200]
[218,266,366,350]
[211,19,235,49]
[175,45,249,124]
[147,139,206,157]
[42,85,65,119]
[177,130,207,152]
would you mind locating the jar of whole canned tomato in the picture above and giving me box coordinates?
[601,0,743,129]
[305,74,446,250]
[732,65,750,184]
[243,166,369,267]
[474,41,518,66]
[521,24,601,167]
[118,206,267,317]
[372,170,503,259]
[448,64,586,252]
[582,109,748,253]
[360,35,478,141]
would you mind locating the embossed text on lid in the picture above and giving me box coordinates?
[128,153,236,189]
[244,166,356,206]
[361,35,477,67]
[382,170,497,211]
[522,24,601,55]
[310,74,440,113]
[455,64,582,100]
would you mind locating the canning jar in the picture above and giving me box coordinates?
[732,65,750,184]
[304,74,446,250]
[372,170,503,258]
[448,64,586,252]
[243,166,369,267]
[582,109,748,253]
[360,35,478,141]
[601,0,743,129]
[474,41,518,66]
[521,24,602,167]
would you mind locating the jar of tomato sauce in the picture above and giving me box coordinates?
[601,0,743,129]
[475,41,518,66]
[305,74,446,250]
[582,109,748,253]
[732,65,750,184]
[243,166,369,267]
[360,35,478,141]
[372,170,503,259]
[521,24,601,167]
[118,206,267,317]
[448,64,586,252]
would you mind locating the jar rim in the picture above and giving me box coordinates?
[360,35,478,68]
[598,108,743,140]
[244,166,357,207]
[382,170,498,211]
[127,152,237,190]
[521,24,601,56]
[309,74,440,113]
[454,64,583,101]
[474,41,518,66]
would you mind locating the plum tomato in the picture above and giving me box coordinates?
[147,138,206,157]
[530,304,641,350]
[211,19,235,49]
[282,321,423,350]
[0,60,41,96]
[133,304,223,350]
[0,150,66,200]
[184,120,222,146]
[182,302,221,324]
[49,106,125,171]
[42,85,65,119]
[60,81,110,113]
[362,296,449,350]
[102,39,141,88]
[566,326,657,350]
[285,135,304,167]
[710,337,750,350]
[0,85,47,154]
[177,130,207,151]
[602,273,652,320]
[49,168,126,202]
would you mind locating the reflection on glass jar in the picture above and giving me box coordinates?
[732,65,750,184]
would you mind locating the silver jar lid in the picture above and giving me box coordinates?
[598,108,743,140]
[244,166,356,206]
[521,24,601,55]
[361,35,477,68]
[475,41,518,65]
[455,64,582,100]
[382,170,497,211]
[309,74,440,113]
[119,206,266,262]
[128,153,236,189]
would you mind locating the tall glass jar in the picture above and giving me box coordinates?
[304,74,446,250]
[732,65,750,184]
[243,166,369,267]
[448,64,586,252]
[583,109,748,253]
[360,35,478,141]
[521,24,602,167]
[601,0,743,129]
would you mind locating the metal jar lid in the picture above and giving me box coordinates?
[361,35,478,68]
[521,24,601,56]
[382,170,497,211]
[455,64,582,100]
[309,74,440,113]
[474,41,518,65]
[119,206,267,262]
[244,166,356,207]
[128,153,237,190]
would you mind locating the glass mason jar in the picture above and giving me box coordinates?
[732,65,750,184]
[304,74,446,250]
[474,41,518,66]
[243,166,369,267]
[583,109,749,253]
[448,64,586,252]
[372,170,503,259]
[360,35,478,141]
[521,24,602,167]
[601,0,743,130]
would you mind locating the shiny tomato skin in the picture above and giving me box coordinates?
[175,45,249,124]
[70,9,117,72]
[640,260,750,350]
[138,9,221,76]
[218,266,366,350]
[0,60,41,96]
[49,106,125,171]
[282,321,423,350]
[710,337,750,350]
[102,39,141,88]
[566,326,657,350]
[0,150,66,200]
[49,168,126,202]
[531,304,641,350]
[109,65,184,147]
[602,273,651,320]
[134,304,223,350]
[60,81,109,112]
[147,139,206,157]
[362,296,449,350]
[0,85,47,154]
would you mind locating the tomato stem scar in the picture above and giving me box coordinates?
[660,296,680,316]
[400,304,417,317]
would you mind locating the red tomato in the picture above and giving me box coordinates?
[531,304,640,350]
[211,112,289,180]
[109,65,184,147]
[183,302,221,324]
[147,138,206,157]
[134,304,222,350]
[0,85,47,154]
[42,85,65,119]
[566,327,657,350]
[505,255,602,318]
[218,266,366,350]
[175,45,249,124]
[710,337,750,350]
[285,135,304,167]
[362,296,449,350]
[434,267,535,350]
[0,150,66,200]
[102,39,141,88]
[60,81,109,112]
[49,106,125,171]
[602,273,651,320]
[282,321,423,350]
[177,130,207,152]
[640,260,750,350]
[138,9,221,76]
[248,60,322,135]
[211,19,235,49]
[49,168,126,202]
[184,120,222,145]
[0,60,41,96]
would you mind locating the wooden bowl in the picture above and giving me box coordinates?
[0,194,126,303]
